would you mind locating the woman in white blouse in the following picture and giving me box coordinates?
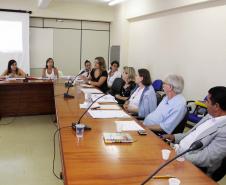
[107,61,121,88]
[42,58,59,79]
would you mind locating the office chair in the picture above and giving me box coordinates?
[108,78,125,96]
[199,157,226,182]
[152,79,165,105]
[211,157,226,181]
[152,79,163,91]
[186,97,208,128]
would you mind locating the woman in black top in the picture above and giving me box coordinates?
[81,57,108,93]
[115,66,136,104]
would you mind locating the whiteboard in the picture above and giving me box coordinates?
[30,28,53,68]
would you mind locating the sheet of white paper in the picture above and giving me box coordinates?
[98,104,120,110]
[91,94,117,103]
[115,121,144,132]
[80,102,99,109]
[80,84,94,88]
[88,110,130,118]
[80,88,103,94]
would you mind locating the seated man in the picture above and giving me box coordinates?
[163,86,226,177]
[143,74,186,134]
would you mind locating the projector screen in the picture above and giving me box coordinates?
[0,11,29,75]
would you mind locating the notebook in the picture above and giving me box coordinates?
[103,132,134,143]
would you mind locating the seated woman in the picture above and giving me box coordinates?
[78,60,92,78]
[1,59,26,78]
[107,61,121,88]
[123,68,157,118]
[42,58,59,79]
[114,66,136,105]
[81,57,108,93]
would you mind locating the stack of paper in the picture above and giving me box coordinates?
[115,121,144,132]
[88,110,130,118]
[80,88,103,94]
[91,94,117,103]
[97,104,120,110]
[80,84,94,88]
[80,102,99,109]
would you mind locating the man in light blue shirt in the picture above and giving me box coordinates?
[143,74,187,134]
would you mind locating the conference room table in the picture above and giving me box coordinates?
[0,78,218,185]
[53,80,218,185]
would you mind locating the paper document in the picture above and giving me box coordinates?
[7,77,25,80]
[88,110,130,118]
[91,94,117,103]
[115,121,144,132]
[80,88,103,94]
[96,104,121,110]
[80,84,94,88]
[80,102,99,109]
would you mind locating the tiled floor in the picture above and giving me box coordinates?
[0,116,225,185]
[0,115,63,185]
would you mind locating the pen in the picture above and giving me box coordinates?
[153,175,176,179]
[91,106,101,110]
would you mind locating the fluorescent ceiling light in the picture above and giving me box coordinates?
[108,0,125,6]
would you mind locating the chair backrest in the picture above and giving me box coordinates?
[172,110,188,134]
[109,78,125,96]
[152,79,163,91]
[156,92,163,105]
[211,157,226,181]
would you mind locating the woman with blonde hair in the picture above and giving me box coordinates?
[115,66,136,105]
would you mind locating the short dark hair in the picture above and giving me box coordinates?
[138,68,152,86]
[84,60,91,65]
[111,60,120,68]
[208,86,226,111]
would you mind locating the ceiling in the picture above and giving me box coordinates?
[53,0,109,4]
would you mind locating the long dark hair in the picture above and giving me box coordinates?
[7,59,18,74]
[138,68,152,86]
[45,58,55,69]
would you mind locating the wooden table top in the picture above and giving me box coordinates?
[54,81,217,185]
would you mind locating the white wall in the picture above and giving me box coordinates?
[111,0,226,100]
[0,0,114,21]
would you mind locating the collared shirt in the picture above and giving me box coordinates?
[179,115,226,152]
[107,70,121,88]
[143,94,186,134]
[128,86,144,110]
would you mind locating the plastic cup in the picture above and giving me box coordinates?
[75,124,85,140]
[169,178,181,185]
[162,149,171,160]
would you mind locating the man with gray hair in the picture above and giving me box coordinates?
[143,74,187,134]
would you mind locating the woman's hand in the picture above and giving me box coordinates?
[80,75,88,82]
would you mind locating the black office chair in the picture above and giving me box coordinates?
[211,157,226,181]
[108,78,124,96]
[199,157,226,182]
